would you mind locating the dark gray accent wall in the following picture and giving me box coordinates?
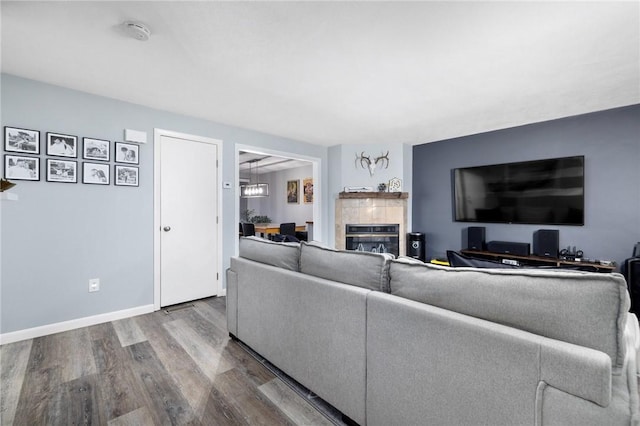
[0,74,326,335]
[412,105,640,268]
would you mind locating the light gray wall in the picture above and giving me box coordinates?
[327,144,343,248]
[340,143,406,190]
[326,143,412,248]
[412,105,640,268]
[0,74,327,334]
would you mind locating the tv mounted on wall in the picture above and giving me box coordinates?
[453,156,584,226]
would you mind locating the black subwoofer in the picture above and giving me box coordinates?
[533,229,559,258]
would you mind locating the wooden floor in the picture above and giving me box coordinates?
[0,297,334,426]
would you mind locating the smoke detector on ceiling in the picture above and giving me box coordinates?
[123,21,151,41]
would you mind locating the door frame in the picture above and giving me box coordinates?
[154,129,223,311]
[235,144,322,257]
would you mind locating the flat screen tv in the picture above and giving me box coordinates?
[453,156,584,226]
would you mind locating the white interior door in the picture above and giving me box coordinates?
[159,134,219,307]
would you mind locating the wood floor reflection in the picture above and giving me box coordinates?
[0,297,334,425]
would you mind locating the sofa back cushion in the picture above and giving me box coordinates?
[388,260,630,369]
[239,236,300,271]
[300,242,393,292]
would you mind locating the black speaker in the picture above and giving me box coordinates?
[406,232,425,262]
[487,241,530,256]
[466,226,486,251]
[533,229,559,258]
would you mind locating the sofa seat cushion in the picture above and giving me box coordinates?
[388,260,630,369]
[300,242,393,292]
[239,236,300,271]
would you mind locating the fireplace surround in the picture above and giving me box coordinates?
[335,191,408,256]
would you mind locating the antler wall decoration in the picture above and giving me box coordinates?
[355,151,390,176]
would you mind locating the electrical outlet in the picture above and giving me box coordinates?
[89,278,100,292]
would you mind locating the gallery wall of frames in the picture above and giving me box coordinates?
[3,126,140,187]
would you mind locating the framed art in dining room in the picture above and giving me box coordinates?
[115,165,139,187]
[46,159,77,183]
[287,179,299,204]
[83,138,110,161]
[114,142,139,164]
[4,154,40,181]
[4,126,40,154]
[303,177,313,204]
[46,132,77,158]
[82,162,110,185]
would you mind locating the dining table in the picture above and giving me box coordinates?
[253,223,306,237]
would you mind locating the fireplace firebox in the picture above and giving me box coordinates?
[345,224,400,256]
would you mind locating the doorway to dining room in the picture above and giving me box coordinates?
[236,146,321,246]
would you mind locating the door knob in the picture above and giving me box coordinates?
[163,226,171,232]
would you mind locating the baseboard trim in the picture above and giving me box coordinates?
[0,304,155,345]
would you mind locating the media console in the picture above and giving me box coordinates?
[460,250,615,272]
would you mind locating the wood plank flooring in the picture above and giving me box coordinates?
[0,297,335,426]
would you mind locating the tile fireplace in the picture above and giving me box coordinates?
[335,191,408,256]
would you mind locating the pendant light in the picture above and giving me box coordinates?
[240,159,269,198]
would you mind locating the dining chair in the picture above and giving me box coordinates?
[241,222,255,237]
[279,222,296,237]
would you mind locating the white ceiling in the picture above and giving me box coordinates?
[2,1,638,147]
[239,151,310,176]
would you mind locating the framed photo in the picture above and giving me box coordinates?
[83,162,110,185]
[83,138,110,161]
[46,132,77,158]
[115,165,139,187]
[5,126,40,154]
[287,179,299,204]
[114,142,139,164]
[303,177,313,204]
[4,154,39,181]
[46,159,77,183]
[388,177,402,192]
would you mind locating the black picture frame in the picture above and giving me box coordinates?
[82,162,110,185]
[46,159,77,183]
[46,132,78,158]
[83,138,110,161]
[4,154,40,181]
[4,126,40,154]
[115,165,139,187]
[114,142,139,164]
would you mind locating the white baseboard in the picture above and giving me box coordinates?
[0,304,155,345]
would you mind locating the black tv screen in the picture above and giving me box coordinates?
[453,156,584,226]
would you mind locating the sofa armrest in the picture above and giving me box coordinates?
[540,339,611,407]
[626,313,640,376]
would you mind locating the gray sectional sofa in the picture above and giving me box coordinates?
[226,237,640,426]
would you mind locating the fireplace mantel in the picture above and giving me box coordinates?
[339,191,408,199]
